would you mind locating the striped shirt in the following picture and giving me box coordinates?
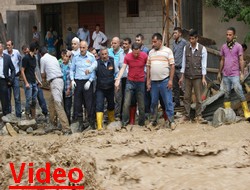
[147,46,175,81]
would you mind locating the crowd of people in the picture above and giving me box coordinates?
[0,25,249,134]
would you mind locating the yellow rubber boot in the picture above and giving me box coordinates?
[96,112,103,130]
[107,110,115,123]
[224,102,231,109]
[241,101,250,120]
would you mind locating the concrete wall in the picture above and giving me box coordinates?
[119,0,163,48]
[203,5,250,54]
[1,0,35,23]
[104,0,120,44]
[61,3,79,47]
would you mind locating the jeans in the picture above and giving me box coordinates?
[96,87,114,112]
[151,78,174,122]
[223,76,246,102]
[37,86,48,116]
[8,76,21,117]
[122,80,145,126]
[23,82,38,114]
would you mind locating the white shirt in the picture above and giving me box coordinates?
[119,49,132,78]
[40,53,62,81]
[92,31,107,50]
[0,56,4,78]
[3,49,21,74]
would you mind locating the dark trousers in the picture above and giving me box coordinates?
[173,68,182,106]
[73,79,95,121]
[120,77,127,116]
[0,79,11,116]
[96,87,114,112]
[63,92,72,124]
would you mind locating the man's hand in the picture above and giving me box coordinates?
[240,73,244,83]
[147,81,151,91]
[66,88,71,96]
[71,80,76,89]
[167,79,173,89]
[37,80,42,87]
[217,73,222,82]
[84,81,91,90]
[178,76,184,87]
[25,83,30,89]
[202,78,207,86]
[85,69,90,75]
[115,79,120,91]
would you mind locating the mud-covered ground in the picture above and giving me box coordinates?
[1,120,250,190]
[1,89,250,190]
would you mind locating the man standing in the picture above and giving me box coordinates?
[217,27,250,120]
[40,46,70,133]
[147,33,176,129]
[77,25,90,45]
[4,40,22,118]
[21,42,41,120]
[92,24,107,53]
[108,37,124,119]
[179,29,207,122]
[172,27,187,107]
[32,26,40,46]
[0,42,15,116]
[96,48,118,130]
[115,43,148,127]
[135,33,149,54]
[118,38,132,121]
[70,40,97,130]
[65,27,77,51]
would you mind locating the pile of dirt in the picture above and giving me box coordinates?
[0,134,101,189]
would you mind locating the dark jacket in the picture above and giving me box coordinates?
[2,53,15,85]
[184,43,203,79]
[96,56,115,90]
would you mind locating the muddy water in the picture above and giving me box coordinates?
[1,121,250,189]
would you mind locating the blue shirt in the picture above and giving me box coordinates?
[141,45,149,54]
[3,49,21,74]
[61,62,72,97]
[173,38,187,67]
[108,48,124,67]
[70,51,97,81]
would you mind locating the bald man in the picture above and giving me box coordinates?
[70,40,97,131]
[108,37,124,119]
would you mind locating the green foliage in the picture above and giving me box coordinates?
[205,0,250,42]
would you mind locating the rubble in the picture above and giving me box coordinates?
[17,119,37,131]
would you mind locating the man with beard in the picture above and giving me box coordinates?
[217,27,250,120]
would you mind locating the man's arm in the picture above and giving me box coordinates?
[168,64,175,89]
[101,32,107,43]
[239,54,245,74]
[201,47,208,86]
[92,31,96,41]
[116,63,127,81]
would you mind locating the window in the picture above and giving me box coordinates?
[127,0,139,17]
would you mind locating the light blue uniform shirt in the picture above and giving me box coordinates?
[108,47,124,67]
[70,51,97,82]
